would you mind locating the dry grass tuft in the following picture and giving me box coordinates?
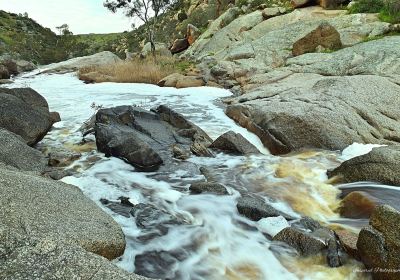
[78,56,189,84]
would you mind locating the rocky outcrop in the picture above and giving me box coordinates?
[292,0,348,9]
[329,146,400,186]
[226,75,400,154]
[210,130,260,155]
[0,87,59,146]
[0,228,148,280]
[0,129,47,173]
[0,167,126,260]
[357,205,400,280]
[95,105,212,171]
[40,51,121,74]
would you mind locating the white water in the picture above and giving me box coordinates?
[8,73,370,280]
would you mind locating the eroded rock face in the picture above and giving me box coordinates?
[226,75,400,154]
[0,88,59,146]
[0,129,47,173]
[0,167,126,260]
[95,105,212,171]
[329,146,400,186]
[357,205,400,280]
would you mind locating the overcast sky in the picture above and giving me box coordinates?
[0,0,135,34]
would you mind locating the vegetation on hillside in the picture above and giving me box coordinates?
[349,0,400,23]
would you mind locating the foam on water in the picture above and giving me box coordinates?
[7,73,371,279]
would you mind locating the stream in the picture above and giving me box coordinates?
[9,72,379,280]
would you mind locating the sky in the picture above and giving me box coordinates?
[0,0,136,34]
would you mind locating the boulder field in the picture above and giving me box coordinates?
[183,6,400,155]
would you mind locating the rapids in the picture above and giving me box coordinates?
[8,72,375,280]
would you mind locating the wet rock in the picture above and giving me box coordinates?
[131,203,180,229]
[49,111,61,123]
[100,198,133,218]
[172,144,191,160]
[95,105,212,171]
[273,227,326,256]
[0,229,149,280]
[130,203,183,241]
[48,149,81,167]
[135,250,187,279]
[0,79,13,84]
[329,146,400,187]
[44,168,75,180]
[274,225,343,267]
[291,217,322,232]
[292,22,342,56]
[189,182,228,195]
[0,167,126,260]
[0,128,47,173]
[95,106,163,171]
[0,87,58,146]
[210,130,260,155]
[339,191,380,219]
[237,195,295,221]
[335,229,360,260]
[357,205,400,280]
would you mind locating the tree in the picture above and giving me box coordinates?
[104,0,177,57]
[56,24,72,36]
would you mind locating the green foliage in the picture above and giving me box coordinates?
[348,0,384,13]
[348,0,400,23]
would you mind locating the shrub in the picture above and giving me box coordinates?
[349,0,400,23]
[348,0,384,13]
[78,56,183,84]
[380,0,400,23]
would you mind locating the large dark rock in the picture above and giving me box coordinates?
[95,105,212,171]
[210,130,260,155]
[329,146,400,186]
[227,75,400,155]
[237,195,295,221]
[0,167,126,260]
[0,87,59,146]
[0,128,47,173]
[357,205,400,280]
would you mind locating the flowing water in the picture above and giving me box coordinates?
[8,72,380,280]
